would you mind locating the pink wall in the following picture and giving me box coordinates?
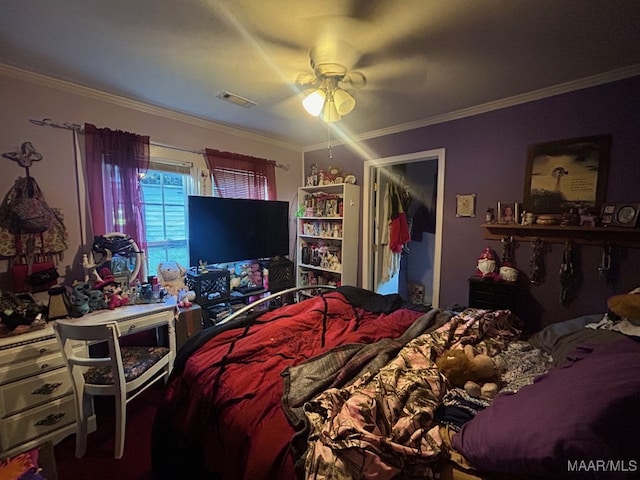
[0,68,303,291]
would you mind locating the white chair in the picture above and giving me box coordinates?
[53,320,171,459]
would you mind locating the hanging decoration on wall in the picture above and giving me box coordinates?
[2,141,43,174]
[0,142,68,292]
[528,237,546,285]
[558,240,577,304]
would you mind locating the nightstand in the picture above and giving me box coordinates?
[468,276,520,311]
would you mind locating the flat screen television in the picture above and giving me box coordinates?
[188,196,290,267]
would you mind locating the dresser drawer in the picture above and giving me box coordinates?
[0,350,67,386]
[0,336,59,368]
[0,396,76,452]
[0,367,74,417]
[0,342,86,386]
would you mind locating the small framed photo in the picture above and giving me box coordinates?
[456,193,476,217]
[497,202,520,224]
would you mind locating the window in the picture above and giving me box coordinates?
[140,161,192,274]
[211,167,269,199]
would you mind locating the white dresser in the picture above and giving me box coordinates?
[0,324,92,457]
[0,299,176,457]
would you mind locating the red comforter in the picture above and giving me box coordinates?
[152,289,427,480]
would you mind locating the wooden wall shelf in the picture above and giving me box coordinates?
[481,223,640,247]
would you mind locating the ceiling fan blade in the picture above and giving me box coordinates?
[341,70,366,89]
[357,56,430,93]
[295,72,318,87]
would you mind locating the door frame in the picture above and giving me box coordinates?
[362,148,445,307]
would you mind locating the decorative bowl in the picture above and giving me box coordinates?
[499,266,519,282]
[536,214,560,225]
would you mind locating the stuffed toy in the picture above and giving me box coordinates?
[69,282,91,317]
[608,287,640,326]
[157,261,195,298]
[436,344,500,399]
[103,283,129,310]
[88,289,108,312]
[94,267,129,310]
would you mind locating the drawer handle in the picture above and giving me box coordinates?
[128,324,136,331]
[40,363,50,370]
[35,412,65,427]
[39,348,48,354]
[32,382,62,395]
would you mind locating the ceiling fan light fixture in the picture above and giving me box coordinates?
[302,89,326,116]
[332,88,355,116]
[322,98,341,123]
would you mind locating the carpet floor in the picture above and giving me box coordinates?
[53,383,164,480]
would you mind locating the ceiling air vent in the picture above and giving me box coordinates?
[216,91,257,108]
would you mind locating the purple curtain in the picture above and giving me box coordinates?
[84,123,149,270]
[204,148,277,200]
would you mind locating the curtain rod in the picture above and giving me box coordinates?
[28,117,290,171]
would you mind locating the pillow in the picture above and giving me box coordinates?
[528,314,624,366]
[608,287,640,325]
[527,314,604,352]
[452,337,640,478]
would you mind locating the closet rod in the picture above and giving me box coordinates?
[28,117,290,170]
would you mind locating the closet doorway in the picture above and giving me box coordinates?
[362,149,445,307]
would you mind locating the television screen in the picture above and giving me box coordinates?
[188,196,290,267]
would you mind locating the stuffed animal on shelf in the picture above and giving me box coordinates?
[436,344,500,399]
[157,261,195,299]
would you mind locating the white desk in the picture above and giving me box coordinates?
[56,298,178,372]
[0,298,177,456]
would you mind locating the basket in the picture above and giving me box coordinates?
[260,258,294,292]
[185,267,231,304]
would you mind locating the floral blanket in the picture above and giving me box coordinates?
[303,308,522,480]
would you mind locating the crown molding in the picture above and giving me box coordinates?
[0,63,302,153]
[304,64,640,152]
[4,62,638,155]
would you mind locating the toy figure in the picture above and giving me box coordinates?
[476,246,497,277]
[94,267,129,309]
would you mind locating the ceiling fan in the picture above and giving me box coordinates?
[295,40,367,122]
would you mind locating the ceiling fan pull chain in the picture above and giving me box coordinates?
[327,123,333,159]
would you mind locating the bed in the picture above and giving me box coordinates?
[151,285,640,480]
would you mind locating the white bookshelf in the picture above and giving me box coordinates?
[296,183,360,290]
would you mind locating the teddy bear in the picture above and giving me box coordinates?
[436,344,501,399]
[157,260,196,307]
[157,261,193,296]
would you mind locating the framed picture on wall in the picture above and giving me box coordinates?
[522,135,611,214]
[456,193,476,217]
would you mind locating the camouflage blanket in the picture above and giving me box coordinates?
[303,308,522,480]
